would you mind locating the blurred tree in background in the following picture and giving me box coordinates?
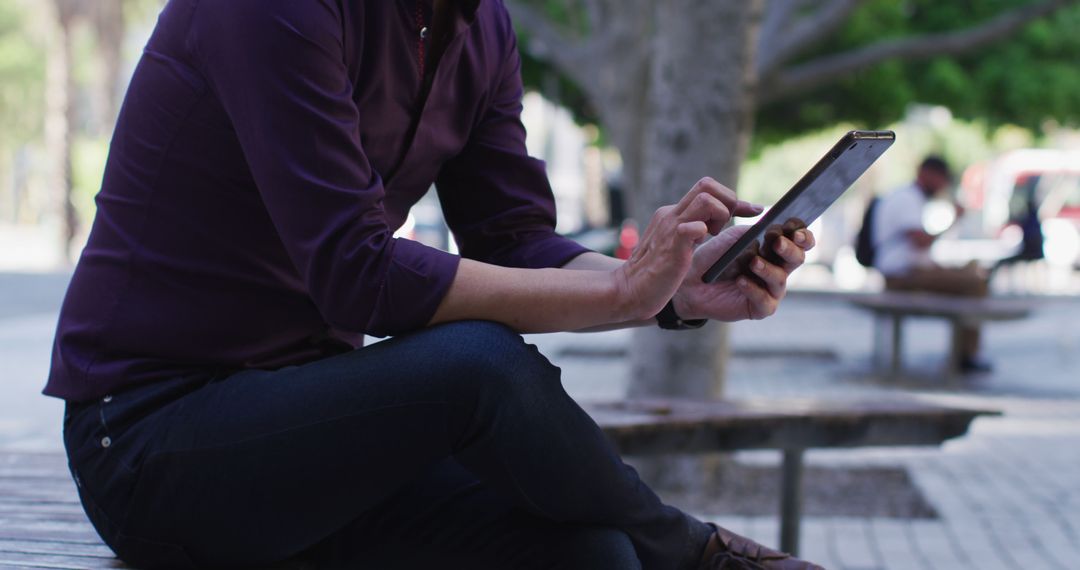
[0,2,46,225]
[0,3,44,154]
[0,0,1077,399]
[508,0,1080,404]
[520,1,1080,148]
[755,0,1080,147]
[0,0,160,256]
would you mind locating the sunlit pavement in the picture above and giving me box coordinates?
[2,274,1078,569]
[0,272,68,451]
[535,294,1080,570]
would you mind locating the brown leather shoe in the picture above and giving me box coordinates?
[698,524,825,569]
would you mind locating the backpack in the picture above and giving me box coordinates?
[854,197,879,268]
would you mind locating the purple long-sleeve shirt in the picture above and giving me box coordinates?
[45,0,590,402]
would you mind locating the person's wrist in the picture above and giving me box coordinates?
[608,267,645,323]
[671,289,699,321]
[655,292,707,330]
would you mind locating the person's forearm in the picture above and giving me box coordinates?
[562,252,656,331]
[562,251,623,272]
[430,177,750,334]
[429,258,642,334]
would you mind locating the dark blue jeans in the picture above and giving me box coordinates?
[64,321,710,569]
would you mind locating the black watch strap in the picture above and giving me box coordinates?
[655,299,707,330]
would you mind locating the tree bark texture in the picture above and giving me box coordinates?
[508,0,765,400]
[93,0,126,130]
[46,0,81,262]
[507,0,1073,489]
[626,1,764,400]
[508,0,1070,402]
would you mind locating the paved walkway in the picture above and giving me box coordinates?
[535,294,1080,570]
[2,272,1078,569]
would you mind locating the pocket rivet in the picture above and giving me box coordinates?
[103,395,113,403]
[101,437,112,448]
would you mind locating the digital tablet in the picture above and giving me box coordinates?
[702,130,895,283]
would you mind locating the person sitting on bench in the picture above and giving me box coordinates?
[46,1,821,569]
[872,155,992,373]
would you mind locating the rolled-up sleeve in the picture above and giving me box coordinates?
[435,11,591,269]
[189,0,459,337]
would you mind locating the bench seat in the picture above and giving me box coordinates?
[849,291,1033,380]
[0,398,995,567]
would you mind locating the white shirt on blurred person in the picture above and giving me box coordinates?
[872,183,933,277]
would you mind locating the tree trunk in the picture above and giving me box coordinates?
[46,1,80,263]
[612,0,764,490]
[93,0,125,131]
[628,1,764,400]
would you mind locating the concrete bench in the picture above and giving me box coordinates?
[0,398,994,567]
[849,292,1033,380]
[588,398,995,555]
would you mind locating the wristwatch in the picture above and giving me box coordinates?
[655,299,707,330]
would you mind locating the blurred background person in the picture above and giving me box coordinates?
[993,175,1046,274]
[872,156,992,373]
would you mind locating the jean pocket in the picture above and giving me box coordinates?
[64,401,107,467]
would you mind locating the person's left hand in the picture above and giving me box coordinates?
[672,225,816,322]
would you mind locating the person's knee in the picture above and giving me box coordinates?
[552,527,641,570]
[441,320,560,391]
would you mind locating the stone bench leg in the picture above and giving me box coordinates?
[872,313,904,378]
[946,318,966,382]
[780,448,805,556]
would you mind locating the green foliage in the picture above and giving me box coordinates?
[514,0,601,126]
[740,119,1036,206]
[0,1,46,148]
[519,50,600,127]
[124,0,167,24]
[755,0,1080,146]
[517,0,1080,147]
[73,136,110,220]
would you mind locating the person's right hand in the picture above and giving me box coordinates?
[613,177,762,321]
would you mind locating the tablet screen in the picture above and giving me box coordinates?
[702,130,895,283]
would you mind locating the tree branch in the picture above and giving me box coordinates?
[760,0,1077,104]
[504,0,599,91]
[759,0,800,54]
[758,0,863,77]
[578,0,604,32]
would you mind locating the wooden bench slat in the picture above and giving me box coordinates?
[0,540,115,558]
[849,291,1033,321]
[0,397,995,566]
[0,527,103,545]
[0,514,90,526]
[0,505,87,517]
[0,550,128,569]
[589,398,994,455]
[0,471,72,479]
[0,456,69,471]
[847,291,1034,380]
[0,490,82,504]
